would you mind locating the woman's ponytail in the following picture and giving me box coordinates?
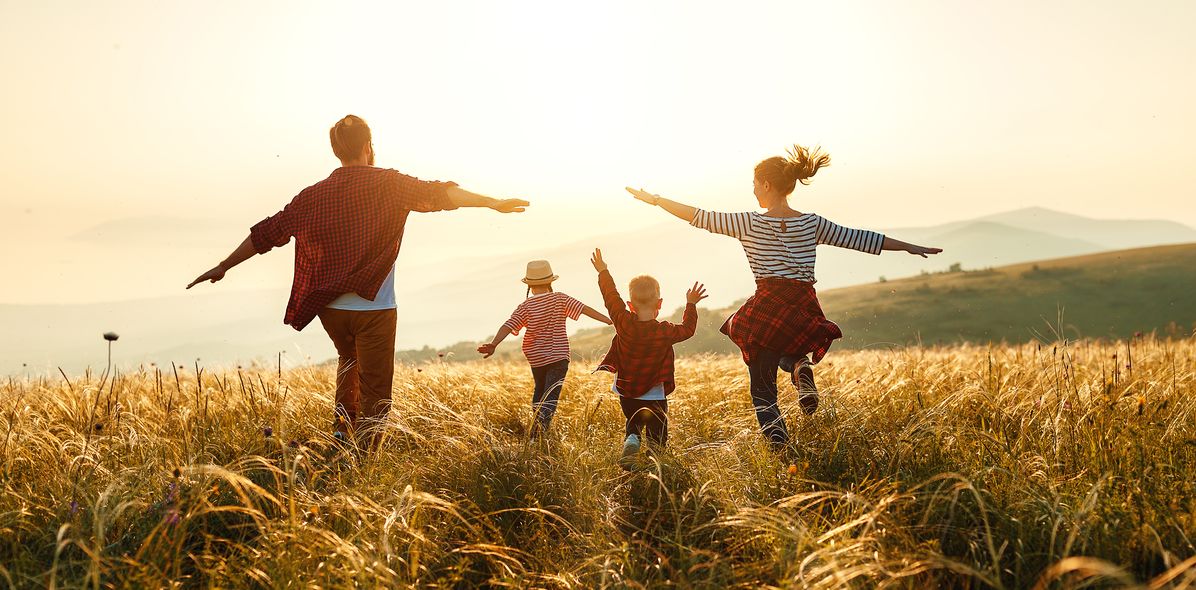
[784,144,831,186]
[754,144,832,196]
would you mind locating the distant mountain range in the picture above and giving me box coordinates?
[4,207,1194,375]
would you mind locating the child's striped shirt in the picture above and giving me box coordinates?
[501,292,585,367]
[690,209,885,282]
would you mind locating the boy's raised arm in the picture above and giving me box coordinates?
[664,282,706,343]
[591,248,630,328]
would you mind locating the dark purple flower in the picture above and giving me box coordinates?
[164,509,180,525]
[103,332,119,342]
[288,439,300,449]
[263,426,273,438]
[69,500,80,515]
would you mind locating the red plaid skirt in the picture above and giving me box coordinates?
[720,278,842,365]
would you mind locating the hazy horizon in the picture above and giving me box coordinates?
[3,1,1195,308]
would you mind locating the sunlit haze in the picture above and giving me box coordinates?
[2,0,1194,308]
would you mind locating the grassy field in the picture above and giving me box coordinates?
[3,336,1196,588]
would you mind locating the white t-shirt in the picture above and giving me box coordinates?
[326,264,397,311]
[612,381,667,401]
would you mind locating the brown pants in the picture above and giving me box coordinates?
[318,308,397,438]
[620,397,668,446]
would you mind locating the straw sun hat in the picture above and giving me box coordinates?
[521,260,559,286]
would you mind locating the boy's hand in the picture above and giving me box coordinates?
[477,342,497,358]
[590,248,608,272]
[686,282,708,305]
[491,198,530,213]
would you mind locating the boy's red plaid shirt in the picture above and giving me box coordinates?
[595,269,697,398]
[249,166,458,330]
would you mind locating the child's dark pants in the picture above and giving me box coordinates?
[530,359,569,436]
[747,348,799,450]
[620,397,669,446]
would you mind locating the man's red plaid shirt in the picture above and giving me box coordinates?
[595,269,697,398]
[250,166,457,330]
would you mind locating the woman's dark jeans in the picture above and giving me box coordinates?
[530,359,569,436]
[748,349,801,450]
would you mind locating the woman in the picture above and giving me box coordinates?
[626,145,941,450]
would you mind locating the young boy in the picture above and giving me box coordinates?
[478,260,611,438]
[589,248,706,469]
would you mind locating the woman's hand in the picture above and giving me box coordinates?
[906,244,943,258]
[626,187,660,205]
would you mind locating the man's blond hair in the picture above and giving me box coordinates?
[628,275,660,306]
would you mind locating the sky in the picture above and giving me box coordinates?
[1,0,1194,305]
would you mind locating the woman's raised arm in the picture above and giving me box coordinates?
[626,187,697,223]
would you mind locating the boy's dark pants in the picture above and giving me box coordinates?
[530,359,569,436]
[620,396,669,446]
[318,308,397,442]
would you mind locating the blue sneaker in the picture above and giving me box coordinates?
[619,434,641,471]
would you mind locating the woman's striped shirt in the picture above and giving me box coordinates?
[501,291,585,367]
[690,209,885,282]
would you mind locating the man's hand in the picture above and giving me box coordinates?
[686,282,708,305]
[490,199,530,213]
[590,248,608,272]
[477,342,497,358]
[626,187,660,205]
[187,265,226,289]
[906,244,943,258]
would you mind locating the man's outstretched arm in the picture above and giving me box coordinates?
[446,186,529,213]
[187,235,256,289]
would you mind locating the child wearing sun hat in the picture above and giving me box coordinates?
[478,260,611,437]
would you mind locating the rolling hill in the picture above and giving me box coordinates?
[414,243,1196,364]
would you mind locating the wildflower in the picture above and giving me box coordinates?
[69,500,80,516]
[288,439,300,449]
[263,426,273,438]
[1134,331,1143,338]
[1137,396,1146,415]
[94,423,104,432]
[172,467,181,479]
[787,464,798,476]
[103,332,119,342]
[164,508,180,526]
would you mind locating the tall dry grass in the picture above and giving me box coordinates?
[1,336,1195,588]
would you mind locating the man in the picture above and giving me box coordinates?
[187,115,528,447]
